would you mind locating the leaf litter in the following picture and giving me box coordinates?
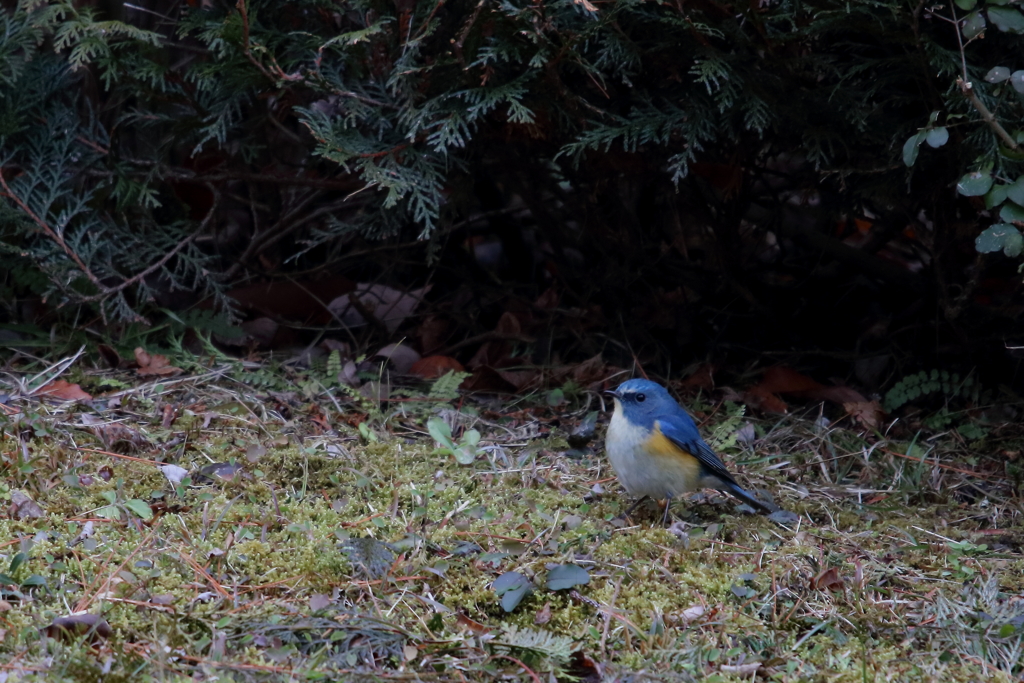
[0,350,1021,682]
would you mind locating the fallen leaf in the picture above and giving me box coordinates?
[374,343,422,374]
[534,287,560,310]
[455,612,490,634]
[534,601,553,625]
[33,380,91,401]
[309,593,331,611]
[811,567,845,591]
[160,465,189,486]
[328,283,431,334]
[844,400,885,430]
[757,366,822,394]
[721,663,761,676]
[239,317,279,348]
[11,490,45,519]
[681,364,716,392]
[161,404,178,429]
[225,274,355,324]
[43,613,112,643]
[460,367,517,393]
[668,604,706,625]
[811,385,868,404]
[742,386,789,414]
[568,354,612,389]
[409,355,466,379]
[416,315,451,354]
[134,348,182,377]
[96,344,122,369]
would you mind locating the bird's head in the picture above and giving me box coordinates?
[605,379,674,427]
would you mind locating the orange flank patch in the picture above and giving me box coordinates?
[647,424,701,481]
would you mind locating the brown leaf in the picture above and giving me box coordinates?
[97,344,122,369]
[43,613,112,643]
[533,287,560,310]
[534,601,553,625]
[459,367,517,393]
[11,490,45,519]
[757,366,823,394]
[33,380,91,401]
[328,283,431,334]
[309,593,332,611]
[569,354,612,389]
[496,368,543,392]
[811,567,845,591]
[375,343,422,374]
[239,317,280,348]
[811,385,868,404]
[409,355,466,379]
[416,315,451,354]
[225,274,355,325]
[844,400,885,430]
[161,404,178,429]
[455,612,490,634]
[742,386,789,414]
[495,311,524,336]
[680,364,716,392]
[134,348,183,377]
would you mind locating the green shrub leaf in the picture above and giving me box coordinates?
[546,564,590,590]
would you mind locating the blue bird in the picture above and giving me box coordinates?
[605,379,778,521]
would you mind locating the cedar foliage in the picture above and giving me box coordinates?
[1,0,1023,376]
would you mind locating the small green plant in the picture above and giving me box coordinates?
[0,552,47,600]
[427,371,471,402]
[883,370,981,412]
[427,416,482,465]
[706,402,746,452]
[93,479,154,522]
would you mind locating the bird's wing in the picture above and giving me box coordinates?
[655,415,739,485]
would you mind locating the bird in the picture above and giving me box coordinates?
[605,378,779,522]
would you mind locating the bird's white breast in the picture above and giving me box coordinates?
[606,405,700,499]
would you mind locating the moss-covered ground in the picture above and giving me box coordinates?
[1,357,1022,682]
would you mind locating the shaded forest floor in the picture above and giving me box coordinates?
[1,350,1023,683]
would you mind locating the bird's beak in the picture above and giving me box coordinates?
[604,389,621,399]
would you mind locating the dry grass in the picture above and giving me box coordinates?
[0,351,1022,682]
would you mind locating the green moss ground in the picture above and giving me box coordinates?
[1,367,1022,682]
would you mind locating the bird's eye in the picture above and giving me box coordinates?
[635,393,646,403]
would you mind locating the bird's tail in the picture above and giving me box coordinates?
[722,481,779,514]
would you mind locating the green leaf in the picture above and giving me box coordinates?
[987,7,1024,33]
[998,202,1024,223]
[1007,178,1024,206]
[956,170,993,196]
[925,127,948,148]
[1004,230,1024,256]
[426,417,456,451]
[546,564,591,590]
[21,575,47,588]
[493,571,533,612]
[998,623,1017,638]
[96,505,122,520]
[461,429,481,447]
[985,67,1011,83]
[902,132,924,167]
[1011,71,1024,94]
[976,224,1022,256]
[124,499,153,520]
[984,184,1009,209]
[953,0,976,8]
[962,12,986,38]
[8,553,27,574]
[454,446,477,466]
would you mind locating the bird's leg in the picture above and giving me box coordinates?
[622,495,651,521]
[661,495,673,526]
